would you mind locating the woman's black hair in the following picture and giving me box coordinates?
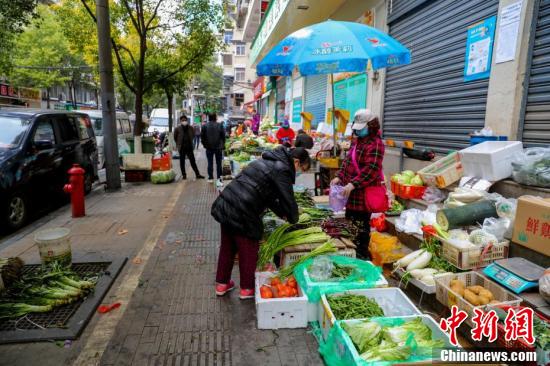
[291,147,311,170]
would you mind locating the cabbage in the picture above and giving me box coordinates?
[416,339,446,356]
[402,170,415,178]
[151,170,176,184]
[391,174,401,183]
[360,340,412,362]
[343,321,382,354]
[410,175,424,186]
[400,175,412,185]
[383,326,411,344]
[400,317,432,341]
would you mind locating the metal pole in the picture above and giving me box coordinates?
[96,0,121,190]
[330,73,337,157]
[191,94,194,124]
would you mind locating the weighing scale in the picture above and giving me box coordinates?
[483,257,545,294]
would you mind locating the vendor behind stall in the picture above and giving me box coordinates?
[331,109,385,258]
[294,129,314,149]
[276,119,296,146]
[211,146,311,299]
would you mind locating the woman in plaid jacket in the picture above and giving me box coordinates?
[331,109,385,257]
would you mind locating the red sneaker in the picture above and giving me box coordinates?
[215,280,235,296]
[239,288,254,300]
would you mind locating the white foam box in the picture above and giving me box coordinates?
[318,287,421,340]
[255,272,308,329]
[459,141,523,181]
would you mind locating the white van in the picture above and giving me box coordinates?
[84,110,132,168]
[148,108,169,133]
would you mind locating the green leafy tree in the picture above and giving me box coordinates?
[10,4,73,109]
[0,0,38,73]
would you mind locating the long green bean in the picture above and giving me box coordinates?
[327,294,384,320]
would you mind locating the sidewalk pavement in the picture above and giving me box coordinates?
[0,153,323,366]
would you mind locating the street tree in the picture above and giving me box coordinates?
[9,4,73,109]
[80,0,225,152]
[0,0,39,73]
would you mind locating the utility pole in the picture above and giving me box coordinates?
[96,0,121,190]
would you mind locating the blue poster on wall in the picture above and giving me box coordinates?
[464,16,497,82]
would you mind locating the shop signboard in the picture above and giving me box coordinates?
[464,16,496,81]
[292,98,302,123]
[253,77,265,100]
[250,0,290,64]
[333,74,368,120]
[0,83,40,100]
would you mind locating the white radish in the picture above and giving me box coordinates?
[410,268,438,280]
[406,251,433,271]
[420,275,436,286]
[393,249,424,270]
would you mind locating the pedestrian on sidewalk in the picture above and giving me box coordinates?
[193,122,201,150]
[211,146,311,299]
[251,108,260,135]
[174,115,205,180]
[201,113,225,185]
[331,109,385,258]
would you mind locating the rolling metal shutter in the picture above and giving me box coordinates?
[304,75,328,129]
[383,0,499,152]
[520,0,550,147]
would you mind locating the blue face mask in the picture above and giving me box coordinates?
[355,128,369,138]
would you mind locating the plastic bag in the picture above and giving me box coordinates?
[395,209,424,235]
[369,232,402,265]
[118,137,131,155]
[540,268,550,304]
[422,187,446,203]
[151,170,176,184]
[482,217,510,241]
[308,256,334,281]
[369,213,387,232]
[512,147,550,187]
[329,184,348,212]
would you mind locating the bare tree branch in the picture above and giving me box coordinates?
[145,0,164,31]
[143,50,205,93]
[118,44,138,68]
[121,0,142,35]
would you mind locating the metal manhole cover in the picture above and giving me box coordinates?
[0,257,126,344]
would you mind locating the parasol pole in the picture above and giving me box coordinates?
[330,73,337,157]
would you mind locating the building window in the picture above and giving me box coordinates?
[224,31,233,44]
[234,68,245,82]
[235,93,244,106]
[223,54,233,66]
[235,43,246,56]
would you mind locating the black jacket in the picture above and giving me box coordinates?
[201,121,225,150]
[211,147,299,240]
[294,133,314,149]
[174,124,194,151]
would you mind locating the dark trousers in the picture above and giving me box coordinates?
[179,149,200,178]
[194,136,200,149]
[345,209,372,258]
[216,225,259,289]
[206,149,223,179]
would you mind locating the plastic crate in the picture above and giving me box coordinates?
[459,141,523,181]
[124,170,150,182]
[417,152,464,188]
[435,272,522,326]
[255,272,308,329]
[470,135,508,145]
[319,288,421,340]
[280,248,355,267]
[323,315,456,366]
[123,153,153,170]
[397,184,426,200]
[390,180,400,196]
[440,239,509,270]
[151,153,172,171]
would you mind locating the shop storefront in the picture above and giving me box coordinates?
[290,75,303,129]
[276,76,286,123]
[383,0,499,152]
[303,74,328,129]
[519,0,550,147]
[0,83,41,108]
[333,73,368,123]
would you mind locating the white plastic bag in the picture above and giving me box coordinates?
[308,256,334,281]
[482,217,510,241]
[395,209,424,235]
[422,187,446,203]
[540,269,550,304]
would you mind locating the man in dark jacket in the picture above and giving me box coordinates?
[201,113,226,184]
[174,115,204,180]
[211,146,311,299]
[294,129,314,149]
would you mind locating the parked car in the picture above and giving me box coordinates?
[148,108,171,134]
[85,110,132,168]
[0,110,98,230]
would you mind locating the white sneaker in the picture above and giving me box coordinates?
[216,179,224,188]
[207,179,214,183]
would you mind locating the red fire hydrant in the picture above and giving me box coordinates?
[63,164,86,218]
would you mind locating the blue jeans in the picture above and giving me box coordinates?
[194,136,200,149]
[206,149,223,179]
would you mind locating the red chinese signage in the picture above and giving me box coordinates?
[0,83,40,100]
[253,77,265,100]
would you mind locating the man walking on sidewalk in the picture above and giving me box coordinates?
[193,122,201,150]
[174,115,205,180]
[201,113,225,185]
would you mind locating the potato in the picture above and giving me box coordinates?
[478,289,494,301]
[478,295,491,305]
[450,284,465,297]
[466,285,485,295]
[450,279,465,288]
[464,289,481,306]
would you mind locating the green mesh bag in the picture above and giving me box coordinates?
[320,317,439,366]
[294,255,383,303]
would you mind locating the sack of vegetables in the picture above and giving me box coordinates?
[293,255,384,303]
[151,169,176,184]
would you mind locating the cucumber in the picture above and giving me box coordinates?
[436,200,498,231]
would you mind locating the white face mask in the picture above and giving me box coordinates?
[182,121,189,126]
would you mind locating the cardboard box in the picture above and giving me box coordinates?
[512,196,550,256]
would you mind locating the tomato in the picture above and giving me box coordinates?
[270,277,281,286]
[289,287,298,297]
[278,287,289,297]
[260,285,273,299]
[288,277,297,289]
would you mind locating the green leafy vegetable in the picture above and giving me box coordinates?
[416,339,446,356]
[328,294,384,320]
[343,320,383,354]
[360,340,412,362]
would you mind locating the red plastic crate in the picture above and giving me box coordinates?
[390,181,400,196]
[152,153,172,171]
[397,184,426,199]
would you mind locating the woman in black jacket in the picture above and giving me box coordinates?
[211,146,311,299]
